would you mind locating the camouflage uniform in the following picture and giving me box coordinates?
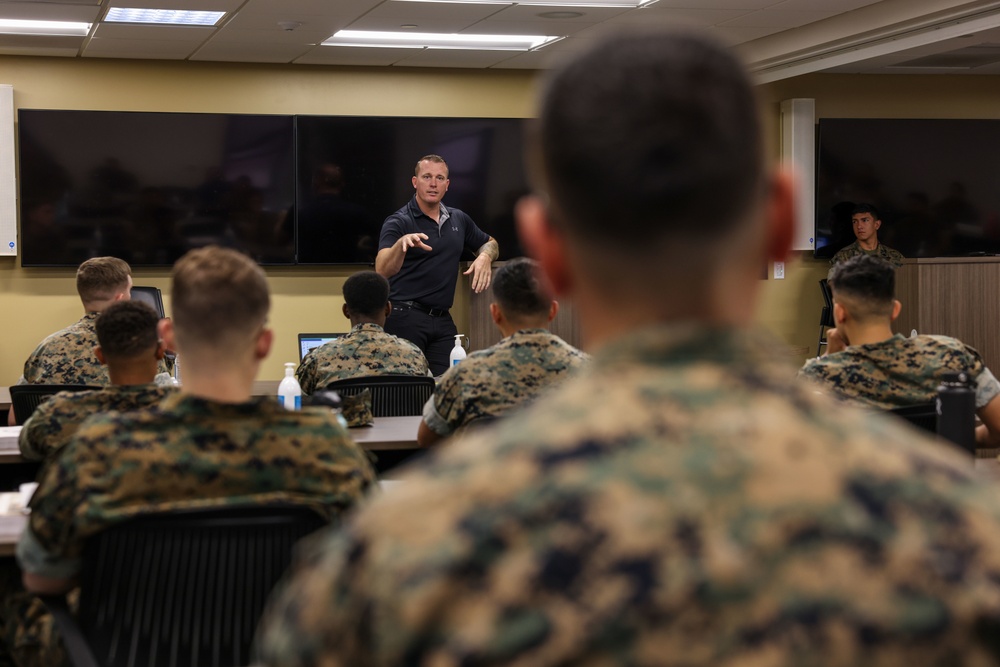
[257,325,1000,667]
[6,391,376,667]
[296,322,429,394]
[18,384,175,462]
[830,241,905,267]
[18,312,172,387]
[20,313,108,386]
[799,333,1000,410]
[423,328,588,437]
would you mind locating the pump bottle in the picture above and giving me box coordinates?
[449,334,467,367]
[278,362,302,410]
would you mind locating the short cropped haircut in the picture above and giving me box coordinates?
[77,257,131,303]
[852,203,881,220]
[828,255,896,319]
[171,246,270,350]
[414,155,448,177]
[534,29,764,252]
[492,258,551,319]
[95,300,160,360]
[343,271,389,318]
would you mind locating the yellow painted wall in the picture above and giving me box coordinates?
[4,58,1000,384]
[0,56,536,384]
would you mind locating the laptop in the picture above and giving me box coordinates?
[297,333,343,362]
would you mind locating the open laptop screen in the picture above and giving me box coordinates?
[298,333,342,362]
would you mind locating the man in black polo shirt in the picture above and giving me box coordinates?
[376,154,499,375]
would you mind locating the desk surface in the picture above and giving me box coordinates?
[0,415,420,465]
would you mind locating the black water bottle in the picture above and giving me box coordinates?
[937,371,976,455]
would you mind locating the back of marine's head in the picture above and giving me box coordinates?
[530,28,769,299]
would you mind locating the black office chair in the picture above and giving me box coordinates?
[888,402,938,436]
[816,278,835,357]
[9,384,98,425]
[323,375,435,418]
[129,285,165,319]
[41,505,326,667]
[887,397,975,456]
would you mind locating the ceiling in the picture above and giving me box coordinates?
[1,0,1000,77]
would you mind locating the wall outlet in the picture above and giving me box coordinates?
[773,262,785,280]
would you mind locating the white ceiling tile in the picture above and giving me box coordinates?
[346,0,507,32]
[11,0,97,5]
[489,47,564,68]
[293,44,414,66]
[720,9,837,28]
[240,0,378,15]
[0,2,99,21]
[209,25,330,44]
[644,0,780,9]
[83,37,198,58]
[488,4,629,21]
[223,11,352,33]
[464,19,590,36]
[93,22,214,41]
[605,7,750,26]
[191,40,310,62]
[393,47,513,67]
[771,0,880,11]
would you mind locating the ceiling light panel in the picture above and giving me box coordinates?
[0,19,90,36]
[104,8,225,25]
[324,29,560,50]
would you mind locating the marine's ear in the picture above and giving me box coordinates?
[516,195,572,297]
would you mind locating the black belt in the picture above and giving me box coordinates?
[395,300,449,317]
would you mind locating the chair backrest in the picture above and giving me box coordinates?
[888,402,938,436]
[324,374,435,417]
[71,505,325,667]
[819,279,835,328]
[9,384,97,425]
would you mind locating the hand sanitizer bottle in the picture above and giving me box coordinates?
[449,334,467,367]
[278,362,302,410]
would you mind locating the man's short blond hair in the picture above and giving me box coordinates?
[170,246,270,353]
[414,154,448,177]
[76,257,131,304]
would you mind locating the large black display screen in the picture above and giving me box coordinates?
[815,118,1000,259]
[18,110,296,266]
[295,115,527,264]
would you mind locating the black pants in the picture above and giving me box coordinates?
[384,306,458,377]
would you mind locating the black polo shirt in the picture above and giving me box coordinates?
[379,196,490,311]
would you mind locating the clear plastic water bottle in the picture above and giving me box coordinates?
[278,362,302,411]
[172,355,181,386]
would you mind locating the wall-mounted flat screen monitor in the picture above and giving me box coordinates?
[815,118,1000,259]
[18,110,295,267]
[295,115,528,264]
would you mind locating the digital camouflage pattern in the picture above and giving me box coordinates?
[18,384,175,462]
[19,391,376,574]
[19,312,172,387]
[5,392,376,667]
[6,391,376,667]
[830,241,905,267]
[296,323,429,394]
[799,333,1000,410]
[257,325,1000,667]
[423,328,588,436]
[21,313,109,386]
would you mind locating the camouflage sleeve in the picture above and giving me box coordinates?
[974,368,1000,410]
[17,393,75,462]
[886,247,905,267]
[427,367,469,435]
[15,420,103,577]
[255,528,369,666]
[297,354,318,395]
